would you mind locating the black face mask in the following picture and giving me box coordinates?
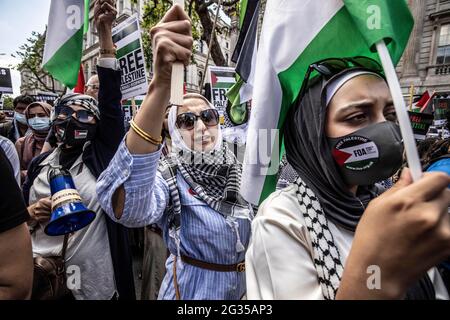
[328,121,404,186]
[54,118,97,148]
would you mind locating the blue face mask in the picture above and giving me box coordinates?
[14,112,27,125]
[28,116,50,131]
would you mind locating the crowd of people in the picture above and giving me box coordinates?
[0,1,449,300]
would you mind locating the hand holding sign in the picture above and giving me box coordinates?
[150,3,192,92]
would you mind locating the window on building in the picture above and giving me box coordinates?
[437,24,450,64]
[226,42,229,49]
[225,53,229,64]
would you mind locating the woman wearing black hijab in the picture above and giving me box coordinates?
[246,57,450,300]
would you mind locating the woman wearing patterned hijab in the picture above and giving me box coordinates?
[22,0,135,300]
[97,6,253,299]
[246,57,450,300]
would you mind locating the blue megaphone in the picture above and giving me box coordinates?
[425,156,450,188]
[44,168,96,236]
[425,156,450,270]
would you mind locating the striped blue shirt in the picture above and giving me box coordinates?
[97,139,251,300]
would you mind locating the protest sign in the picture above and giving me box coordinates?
[209,66,236,125]
[122,95,145,127]
[0,67,13,94]
[408,111,434,141]
[112,15,148,100]
[433,98,450,126]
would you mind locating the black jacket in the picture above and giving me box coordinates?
[23,65,136,300]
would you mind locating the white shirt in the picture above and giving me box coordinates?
[246,184,449,300]
[29,148,116,300]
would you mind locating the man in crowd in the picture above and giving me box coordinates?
[85,74,100,100]
[0,95,35,143]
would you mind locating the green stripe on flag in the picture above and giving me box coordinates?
[227,76,243,107]
[43,27,84,88]
[116,39,141,58]
[239,0,248,28]
[84,0,90,34]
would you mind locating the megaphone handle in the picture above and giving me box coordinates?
[60,234,70,261]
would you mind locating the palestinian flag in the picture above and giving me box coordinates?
[411,90,433,112]
[210,69,236,89]
[42,0,89,89]
[241,0,413,205]
[226,0,259,121]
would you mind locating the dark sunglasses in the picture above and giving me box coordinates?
[55,106,95,124]
[176,109,219,130]
[297,56,383,104]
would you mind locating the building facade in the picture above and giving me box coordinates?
[82,0,237,95]
[19,69,64,103]
[398,0,450,103]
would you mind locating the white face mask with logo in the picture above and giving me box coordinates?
[28,116,51,131]
[328,121,404,186]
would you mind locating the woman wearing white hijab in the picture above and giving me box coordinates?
[97,5,252,300]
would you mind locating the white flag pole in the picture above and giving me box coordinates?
[376,40,422,182]
[171,0,185,106]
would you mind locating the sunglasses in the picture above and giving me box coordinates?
[55,106,95,124]
[176,109,219,130]
[297,56,383,104]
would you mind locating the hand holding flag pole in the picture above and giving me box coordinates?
[170,0,185,106]
[376,40,422,182]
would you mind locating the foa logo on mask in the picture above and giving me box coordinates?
[332,136,379,171]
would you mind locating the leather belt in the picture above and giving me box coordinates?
[180,254,245,273]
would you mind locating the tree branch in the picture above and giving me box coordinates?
[188,0,194,16]
[21,61,54,92]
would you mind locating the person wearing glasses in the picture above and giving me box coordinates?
[22,0,135,300]
[246,57,450,300]
[85,75,100,100]
[96,5,253,300]
[40,74,101,156]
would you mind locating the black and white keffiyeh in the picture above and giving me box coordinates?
[52,93,100,121]
[159,143,251,231]
[293,177,344,299]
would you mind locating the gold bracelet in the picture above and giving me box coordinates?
[129,120,162,145]
[130,120,162,144]
[130,122,160,146]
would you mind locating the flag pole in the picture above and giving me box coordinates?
[409,84,414,111]
[170,0,185,106]
[131,97,137,118]
[376,40,422,182]
[200,0,222,90]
